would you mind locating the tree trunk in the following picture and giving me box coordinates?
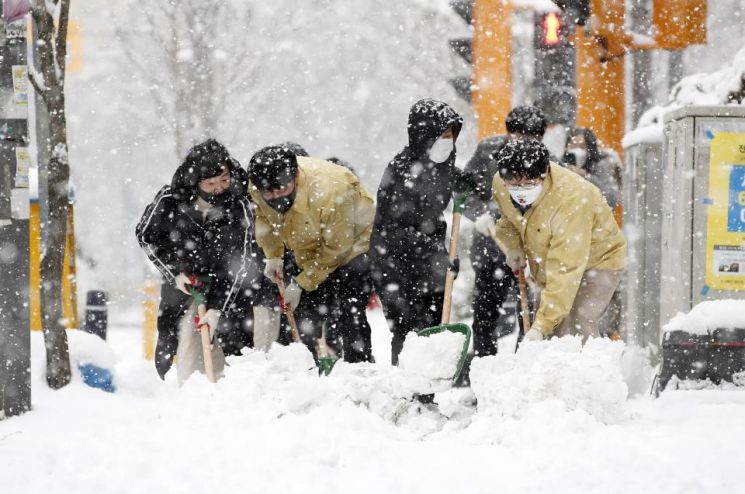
[41,92,71,389]
[31,3,73,389]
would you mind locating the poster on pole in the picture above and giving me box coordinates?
[14,147,30,188]
[705,132,745,291]
[11,65,29,105]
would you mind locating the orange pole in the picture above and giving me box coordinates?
[29,201,42,331]
[575,15,625,157]
[472,0,512,139]
[576,1,626,226]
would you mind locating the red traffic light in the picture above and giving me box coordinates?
[543,12,562,46]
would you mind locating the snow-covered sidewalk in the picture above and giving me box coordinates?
[2,310,744,494]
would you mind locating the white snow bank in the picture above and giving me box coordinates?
[621,123,664,148]
[398,330,466,392]
[626,46,745,148]
[30,330,117,381]
[664,299,745,336]
[669,47,745,107]
[469,336,628,424]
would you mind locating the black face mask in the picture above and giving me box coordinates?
[265,189,296,214]
[197,188,230,207]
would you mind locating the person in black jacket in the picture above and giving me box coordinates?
[370,98,472,365]
[136,139,260,378]
[463,105,547,357]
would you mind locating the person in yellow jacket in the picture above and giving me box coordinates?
[490,139,626,341]
[247,145,376,362]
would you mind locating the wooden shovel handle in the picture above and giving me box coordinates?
[197,303,216,383]
[441,212,462,325]
[517,271,531,333]
[276,278,302,344]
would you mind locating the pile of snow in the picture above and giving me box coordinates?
[398,330,466,393]
[30,330,117,383]
[624,46,745,149]
[469,336,629,424]
[664,299,745,336]
[669,47,745,107]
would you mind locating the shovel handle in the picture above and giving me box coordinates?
[441,211,462,325]
[517,270,531,333]
[276,278,302,344]
[197,303,216,383]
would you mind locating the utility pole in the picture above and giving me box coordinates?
[0,12,32,418]
[630,0,654,126]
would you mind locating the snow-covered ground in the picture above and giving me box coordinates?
[2,309,745,494]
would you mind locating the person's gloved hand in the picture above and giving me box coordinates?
[474,213,497,238]
[175,272,195,295]
[506,250,527,273]
[283,281,302,311]
[448,257,460,280]
[263,258,284,284]
[524,328,543,341]
[196,309,221,342]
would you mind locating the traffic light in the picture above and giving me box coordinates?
[534,8,576,125]
[448,0,473,102]
[541,12,562,47]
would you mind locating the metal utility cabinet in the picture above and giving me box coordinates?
[659,106,745,332]
[623,137,664,348]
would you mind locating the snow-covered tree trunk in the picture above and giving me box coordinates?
[28,0,72,389]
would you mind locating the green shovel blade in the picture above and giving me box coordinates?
[416,323,472,382]
[318,356,338,376]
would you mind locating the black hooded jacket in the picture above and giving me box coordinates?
[135,158,255,313]
[370,98,472,279]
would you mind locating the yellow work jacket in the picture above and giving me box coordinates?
[249,157,375,292]
[491,163,626,336]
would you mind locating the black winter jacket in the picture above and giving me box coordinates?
[370,98,472,280]
[136,161,255,313]
[462,135,508,222]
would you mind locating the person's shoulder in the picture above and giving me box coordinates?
[298,156,353,180]
[299,156,357,201]
[150,185,178,209]
[549,163,604,203]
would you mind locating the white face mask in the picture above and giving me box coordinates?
[566,148,587,166]
[508,183,543,207]
[428,138,454,163]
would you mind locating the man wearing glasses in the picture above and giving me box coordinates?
[490,139,626,342]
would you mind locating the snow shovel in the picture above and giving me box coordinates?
[188,277,216,383]
[490,236,531,345]
[415,192,472,382]
[276,277,338,375]
[517,269,531,340]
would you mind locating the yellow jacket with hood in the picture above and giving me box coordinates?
[249,156,375,292]
[491,163,626,336]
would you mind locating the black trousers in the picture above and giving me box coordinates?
[293,254,374,363]
[155,282,191,378]
[469,232,517,356]
[374,258,444,366]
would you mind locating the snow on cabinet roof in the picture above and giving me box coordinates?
[663,300,745,335]
[624,46,745,149]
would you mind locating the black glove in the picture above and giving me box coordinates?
[448,257,460,279]
[454,168,478,194]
